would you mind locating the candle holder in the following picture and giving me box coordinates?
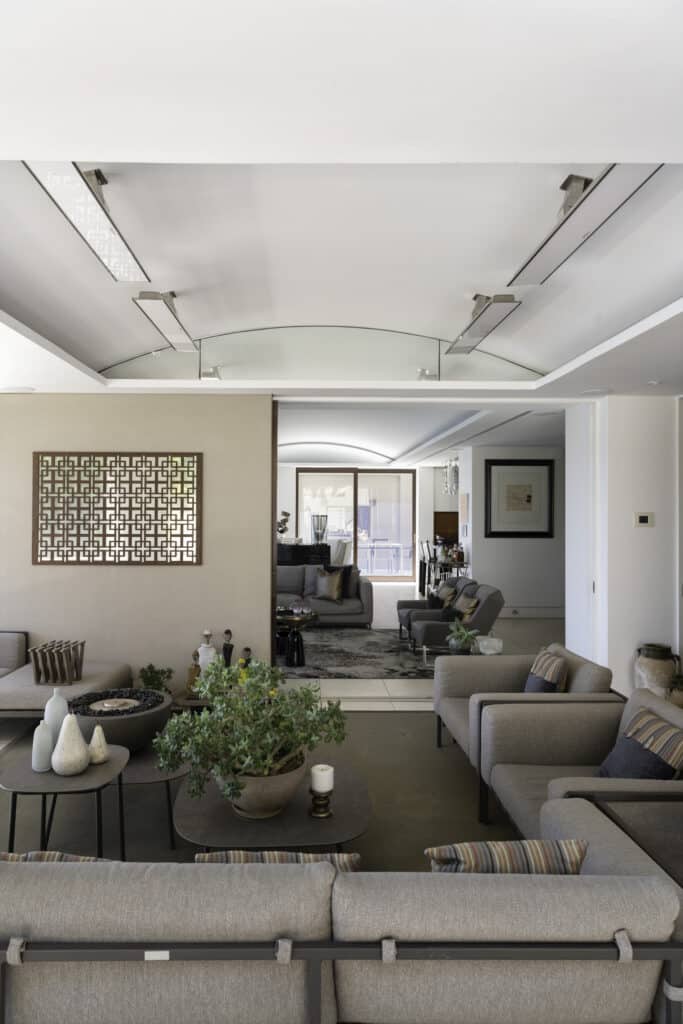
[309,788,333,819]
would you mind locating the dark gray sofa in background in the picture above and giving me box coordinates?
[276,564,373,626]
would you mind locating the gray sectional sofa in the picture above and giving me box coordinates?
[0,858,679,1024]
[0,631,132,718]
[276,564,373,626]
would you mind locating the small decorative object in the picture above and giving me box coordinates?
[198,630,218,675]
[186,651,201,696]
[485,459,554,538]
[70,688,172,753]
[29,640,86,684]
[154,661,346,819]
[240,647,252,667]
[276,511,291,535]
[222,629,234,667]
[476,635,504,655]
[51,714,90,776]
[310,763,334,819]
[442,459,459,496]
[311,514,328,543]
[670,674,683,709]
[138,664,174,693]
[88,724,109,764]
[447,620,479,655]
[635,644,680,699]
[31,720,53,773]
[44,687,69,745]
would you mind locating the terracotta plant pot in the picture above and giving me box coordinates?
[222,757,307,819]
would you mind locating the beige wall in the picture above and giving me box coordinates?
[0,395,274,691]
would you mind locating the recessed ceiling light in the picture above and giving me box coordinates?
[24,161,149,283]
[0,386,36,393]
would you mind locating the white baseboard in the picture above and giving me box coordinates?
[498,607,565,619]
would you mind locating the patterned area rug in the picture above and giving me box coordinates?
[278,627,432,679]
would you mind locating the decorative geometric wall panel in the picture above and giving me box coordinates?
[32,452,202,565]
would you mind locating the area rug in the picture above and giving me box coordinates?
[278,627,432,679]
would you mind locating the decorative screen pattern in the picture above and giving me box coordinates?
[33,452,202,565]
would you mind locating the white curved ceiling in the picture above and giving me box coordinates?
[1,160,682,387]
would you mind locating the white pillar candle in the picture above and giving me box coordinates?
[311,763,334,793]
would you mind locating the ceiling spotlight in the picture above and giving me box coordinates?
[508,163,662,287]
[23,161,149,283]
[446,294,521,354]
[647,379,661,387]
[133,292,196,352]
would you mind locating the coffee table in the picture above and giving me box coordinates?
[120,744,189,854]
[173,758,371,853]
[595,797,683,886]
[0,736,129,858]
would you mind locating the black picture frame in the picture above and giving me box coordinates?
[484,459,554,538]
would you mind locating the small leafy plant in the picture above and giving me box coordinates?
[154,660,346,801]
[139,664,174,692]
[447,619,479,653]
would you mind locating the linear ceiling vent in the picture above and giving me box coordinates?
[23,162,149,283]
[133,291,196,352]
[508,163,662,287]
[446,293,521,354]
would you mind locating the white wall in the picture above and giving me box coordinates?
[468,445,565,617]
[0,395,274,689]
[595,396,677,695]
[457,448,473,564]
[416,467,434,544]
[564,404,596,658]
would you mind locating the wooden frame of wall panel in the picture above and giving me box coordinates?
[294,467,417,582]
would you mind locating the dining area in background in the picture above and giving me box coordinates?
[418,539,469,595]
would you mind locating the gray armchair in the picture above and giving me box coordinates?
[479,687,683,837]
[411,583,504,659]
[396,577,475,640]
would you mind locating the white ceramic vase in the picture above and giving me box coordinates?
[198,642,217,675]
[88,724,110,765]
[51,714,90,776]
[31,720,53,773]
[44,687,68,745]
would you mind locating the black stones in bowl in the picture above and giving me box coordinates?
[70,688,173,753]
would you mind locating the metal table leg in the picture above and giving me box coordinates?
[95,789,103,858]
[45,795,58,847]
[7,793,17,853]
[165,779,176,850]
[117,775,126,862]
[40,794,47,851]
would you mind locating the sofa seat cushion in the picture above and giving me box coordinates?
[276,592,304,608]
[0,661,133,712]
[308,597,364,616]
[436,697,470,756]
[491,763,598,838]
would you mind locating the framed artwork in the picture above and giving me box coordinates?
[484,459,554,538]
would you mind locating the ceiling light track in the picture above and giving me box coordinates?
[23,161,150,283]
[446,294,521,355]
[133,291,196,352]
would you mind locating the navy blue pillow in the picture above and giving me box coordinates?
[598,735,675,779]
[523,651,568,694]
[525,674,559,693]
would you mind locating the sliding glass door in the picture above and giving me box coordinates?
[297,469,415,579]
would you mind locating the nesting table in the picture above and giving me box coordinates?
[0,737,129,858]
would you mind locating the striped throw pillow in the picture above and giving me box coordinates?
[195,850,361,871]
[524,650,568,693]
[425,838,587,874]
[599,708,683,780]
[0,851,106,862]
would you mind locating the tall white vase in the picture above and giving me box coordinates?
[31,720,53,772]
[44,687,68,745]
[51,714,90,776]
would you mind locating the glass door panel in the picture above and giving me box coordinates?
[297,472,355,564]
[357,472,414,578]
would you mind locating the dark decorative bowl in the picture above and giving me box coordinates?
[69,688,173,753]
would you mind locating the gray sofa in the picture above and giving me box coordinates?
[276,564,373,627]
[480,687,683,838]
[0,630,133,719]
[0,859,678,1024]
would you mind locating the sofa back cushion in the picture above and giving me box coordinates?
[524,650,568,693]
[0,861,337,1024]
[619,687,683,735]
[546,643,613,694]
[599,708,683,780]
[277,564,305,596]
[0,631,27,676]
[332,872,676,1024]
[467,585,504,634]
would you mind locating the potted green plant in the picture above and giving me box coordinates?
[447,619,479,655]
[154,660,346,819]
[138,664,174,693]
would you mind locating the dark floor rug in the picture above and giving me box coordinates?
[0,714,514,871]
[277,626,432,679]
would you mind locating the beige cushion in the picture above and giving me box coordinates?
[315,568,343,602]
